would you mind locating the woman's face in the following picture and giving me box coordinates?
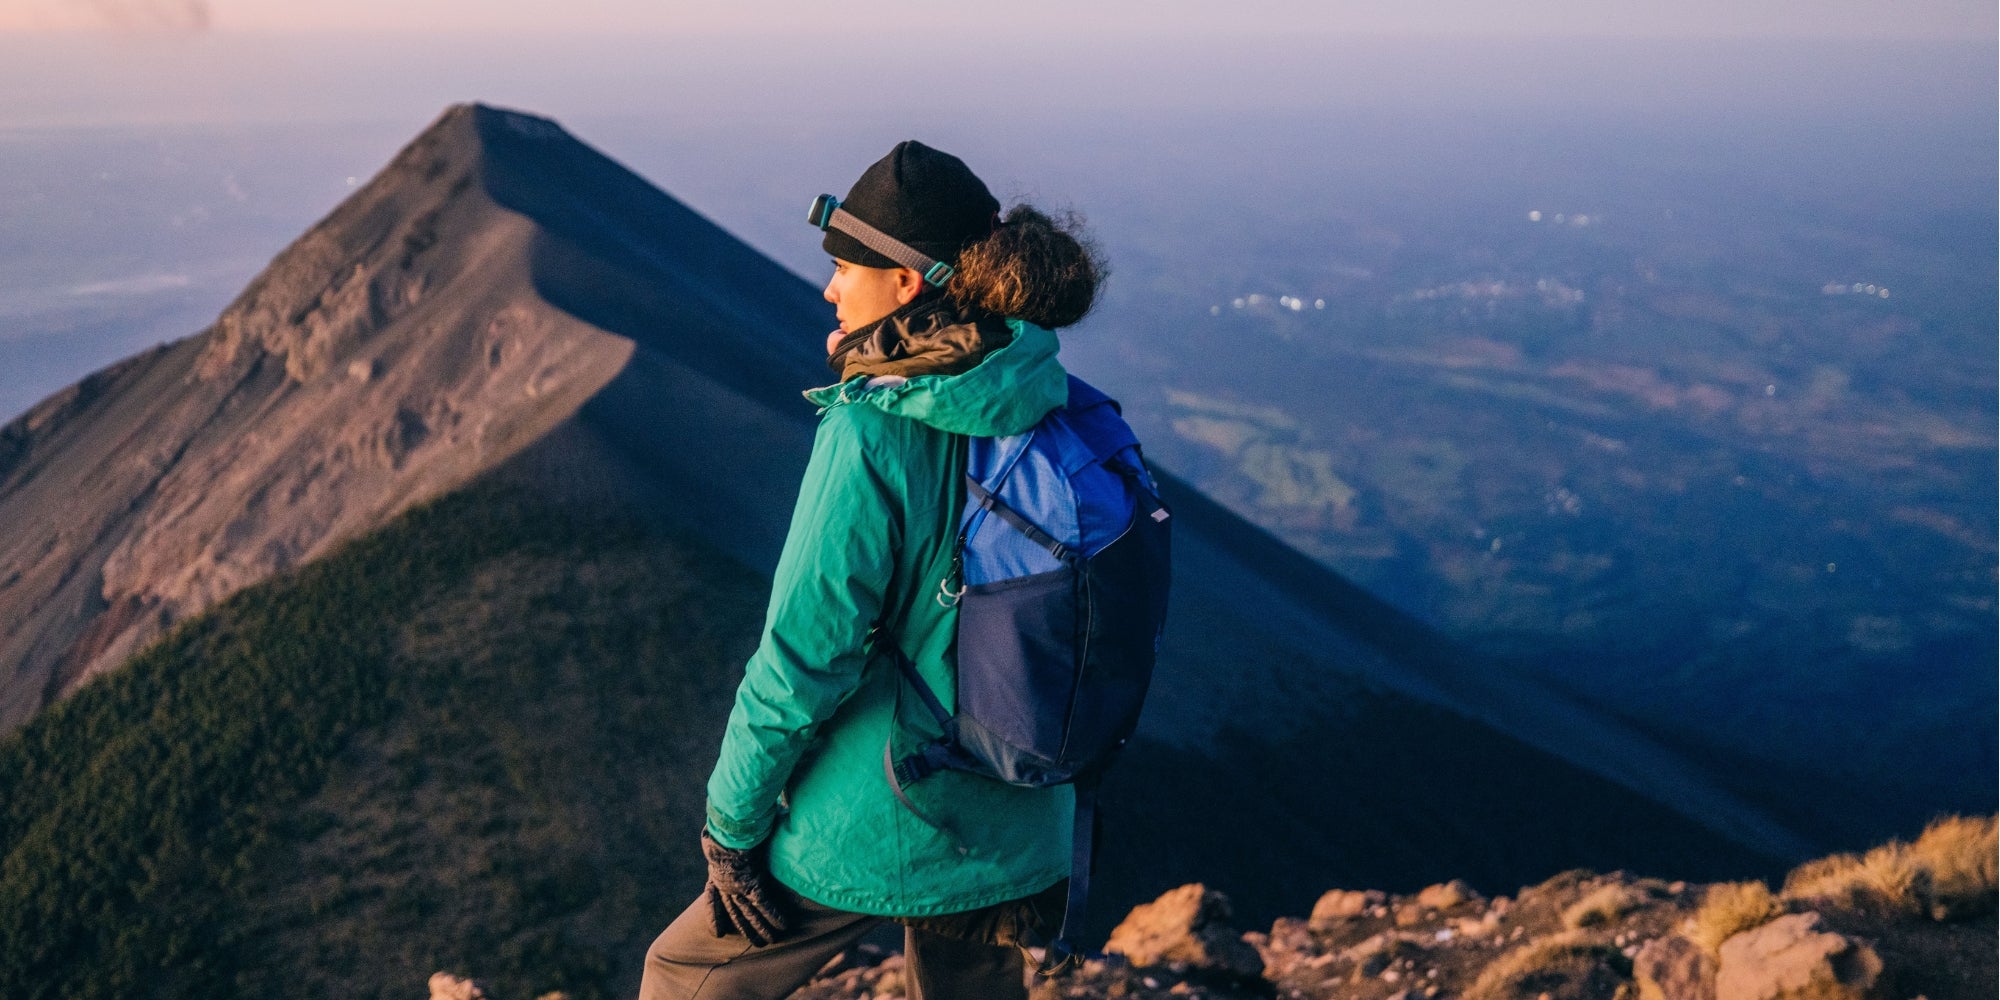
[822,259,922,340]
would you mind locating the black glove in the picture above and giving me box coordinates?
[700,829,793,946]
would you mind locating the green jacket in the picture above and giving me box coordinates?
[704,320,1076,917]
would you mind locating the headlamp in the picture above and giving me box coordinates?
[808,193,841,231]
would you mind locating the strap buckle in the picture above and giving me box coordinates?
[1034,939,1089,978]
[892,754,933,786]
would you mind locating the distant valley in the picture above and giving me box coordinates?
[1067,154,1996,846]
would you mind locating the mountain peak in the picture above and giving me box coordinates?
[194,102,565,384]
[0,102,827,728]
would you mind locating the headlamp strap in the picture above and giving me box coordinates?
[808,194,957,287]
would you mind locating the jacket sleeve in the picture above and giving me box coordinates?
[704,405,904,849]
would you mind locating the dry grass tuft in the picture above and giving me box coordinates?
[1467,930,1633,1000]
[1688,881,1784,954]
[1782,815,1998,922]
[1907,814,1999,920]
[1782,852,1889,913]
[1563,884,1652,929]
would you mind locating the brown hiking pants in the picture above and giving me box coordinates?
[637,889,1031,1000]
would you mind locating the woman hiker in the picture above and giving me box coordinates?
[637,140,1107,999]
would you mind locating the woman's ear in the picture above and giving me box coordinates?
[893,267,925,306]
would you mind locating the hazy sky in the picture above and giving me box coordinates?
[1,0,1993,39]
[0,1,1990,129]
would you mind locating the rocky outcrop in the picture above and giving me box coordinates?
[1104,884,1265,978]
[429,972,489,1000]
[422,821,1991,1000]
[429,972,567,1000]
[1309,888,1387,929]
[1635,934,1718,1000]
[1715,913,1882,1000]
[1417,880,1481,912]
[1082,873,1688,1000]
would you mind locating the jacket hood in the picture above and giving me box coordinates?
[804,319,1068,437]
[826,295,1009,383]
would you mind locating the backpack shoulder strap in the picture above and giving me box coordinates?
[1064,375,1117,414]
[880,650,977,854]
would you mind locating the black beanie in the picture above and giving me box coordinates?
[823,140,1000,270]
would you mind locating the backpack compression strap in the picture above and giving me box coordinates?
[1036,777,1099,977]
[881,742,973,858]
[881,650,974,856]
[878,646,1102,977]
[966,477,1076,561]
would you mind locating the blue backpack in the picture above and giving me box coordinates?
[883,375,1172,972]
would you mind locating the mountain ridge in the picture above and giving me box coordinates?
[0,103,831,730]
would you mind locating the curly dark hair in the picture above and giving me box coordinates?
[947,206,1107,329]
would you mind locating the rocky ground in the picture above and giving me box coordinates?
[764,873,1702,1000]
[430,791,1994,1000]
[758,863,1990,1000]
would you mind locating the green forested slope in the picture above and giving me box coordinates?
[0,482,767,999]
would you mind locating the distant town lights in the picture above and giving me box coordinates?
[1821,281,1891,298]
[1526,209,1594,226]
[1220,293,1327,314]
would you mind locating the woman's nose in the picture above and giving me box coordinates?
[822,279,838,305]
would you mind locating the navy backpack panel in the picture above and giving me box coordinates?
[883,374,1171,973]
[900,375,1169,786]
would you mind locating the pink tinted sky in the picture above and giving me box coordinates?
[1,1,1990,129]
[0,0,1993,38]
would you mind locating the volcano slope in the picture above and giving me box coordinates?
[0,104,1807,999]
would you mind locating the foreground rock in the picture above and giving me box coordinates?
[432,816,1994,999]
[429,972,488,1000]
[1104,883,1266,979]
[773,818,1994,1000]
[1309,889,1387,930]
[1715,913,1882,1000]
[1634,934,1716,1000]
